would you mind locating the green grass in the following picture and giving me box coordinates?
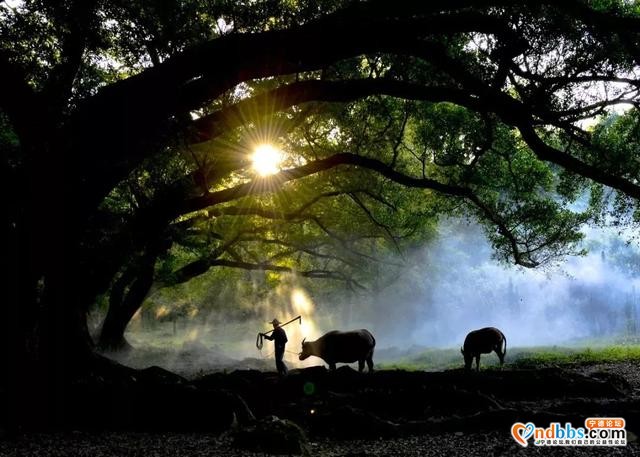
[510,345,640,368]
[378,348,462,371]
[377,345,640,371]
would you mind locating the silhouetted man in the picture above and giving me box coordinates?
[262,318,288,376]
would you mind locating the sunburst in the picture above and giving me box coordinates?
[252,144,283,176]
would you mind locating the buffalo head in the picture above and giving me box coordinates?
[461,346,473,371]
[299,338,312,360]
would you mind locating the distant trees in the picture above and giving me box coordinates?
[623,291,638,337]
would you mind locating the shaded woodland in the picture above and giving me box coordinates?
[2,2,640,446]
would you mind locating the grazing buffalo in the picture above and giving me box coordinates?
[461,327,507,371]
[299,329,376,372]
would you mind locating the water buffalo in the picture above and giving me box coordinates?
[299,329,376,372]
[461,327,507,371]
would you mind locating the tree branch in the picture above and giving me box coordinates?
[181,152,558,267]
[205,190,353,221]
[236,236,358,268]
[159,256,365,290]
[189,74,640,203]
[347,192,402,254]
[189,79,482,144]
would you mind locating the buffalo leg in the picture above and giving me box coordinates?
[496,347,505,367]
[358,360,365,372]
[366,356,374,373]
[329,362,336,370]
[475,355,480,371]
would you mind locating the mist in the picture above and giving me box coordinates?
[112,218,640,373]
[361,221,640,351]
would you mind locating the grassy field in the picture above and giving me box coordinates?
[377,344,640,371]
[115,318,640,373]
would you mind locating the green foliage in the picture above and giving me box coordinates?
[554,110,640,230]
[591,112,640,226]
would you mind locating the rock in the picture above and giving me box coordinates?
[233,415,309,455]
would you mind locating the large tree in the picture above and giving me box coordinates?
[95,92,589,350]
[3,0,640,422]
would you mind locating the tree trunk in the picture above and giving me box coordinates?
[98,253,157,351]
[98,306,135,352]
[7,261,95,428]
[5,128,98,428]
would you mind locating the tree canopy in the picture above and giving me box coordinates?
[3,0,640,359]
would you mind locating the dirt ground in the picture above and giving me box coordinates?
[1,430,637,457]
[2,362,639,456]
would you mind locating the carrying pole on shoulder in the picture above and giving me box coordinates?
[256,315,301,350]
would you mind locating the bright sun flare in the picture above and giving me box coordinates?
[252,144,283,176]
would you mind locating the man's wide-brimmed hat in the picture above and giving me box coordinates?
[270,318,281,325]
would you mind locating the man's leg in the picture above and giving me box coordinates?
[275,348,288,375]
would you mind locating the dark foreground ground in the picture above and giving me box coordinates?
[2,361,640,456]
[2,430,636,456]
